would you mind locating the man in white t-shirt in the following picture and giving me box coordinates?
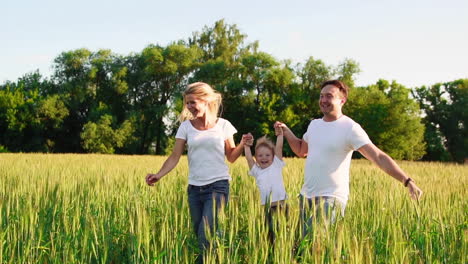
[275,80,423,236]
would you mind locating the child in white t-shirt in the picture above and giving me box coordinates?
[244,127,288,242]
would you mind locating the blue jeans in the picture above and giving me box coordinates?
[299,195,345,238]
[188,180,229,254]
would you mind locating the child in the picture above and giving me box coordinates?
[244,127,288,242]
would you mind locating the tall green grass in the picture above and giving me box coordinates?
[0,154,466,263]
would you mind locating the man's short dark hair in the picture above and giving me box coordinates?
[320,80,349,99]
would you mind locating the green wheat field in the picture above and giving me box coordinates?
[0,154,466,263]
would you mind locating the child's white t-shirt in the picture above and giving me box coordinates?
[175,118,237,186]
[249,156,288,205]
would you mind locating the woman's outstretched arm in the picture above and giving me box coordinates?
[145,138,185,186]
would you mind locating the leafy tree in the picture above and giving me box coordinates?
[81,114,134,154]
[125,43,201,154]
[413,79,467,162]
[240,52,298,137]
[189,19,248,65]
[36,94,70,151]
[293,57,334,131]
[52,48,134,153]
[88,49,130,123]
[336,58,361,88]
[0,71,65,152]
[347,80,426,160]
[189,20,300,146]
[52,48,94,152]
[189,20,253,138]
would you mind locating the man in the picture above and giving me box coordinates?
[275,79,422,234]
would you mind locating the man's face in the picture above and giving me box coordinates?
[319,85,345,115]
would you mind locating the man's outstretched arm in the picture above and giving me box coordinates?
[358,143,423,200]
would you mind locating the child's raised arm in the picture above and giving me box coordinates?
[243,133,255,169]
[275,126,284,160]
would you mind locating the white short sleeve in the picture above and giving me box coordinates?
[175,121,188,140]
[272,156,285,169]
[303,131,309,143]
[221,119,237,140]
[302,120,313,143]
[249,165,259,178]
[348,123,371,150]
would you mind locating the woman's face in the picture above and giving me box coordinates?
[185,94,207,118]
[255,146,274,169]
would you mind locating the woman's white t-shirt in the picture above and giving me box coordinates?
[249,156,288,205]
[175,118,237,186]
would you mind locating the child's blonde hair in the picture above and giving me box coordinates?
[255,136,275,156]
[179,82,222,123]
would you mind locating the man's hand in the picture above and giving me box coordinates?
[408,181,423,200]
[274,121,287,130]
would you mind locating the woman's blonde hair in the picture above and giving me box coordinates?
[255,136,275,156]
[179,82,222,123]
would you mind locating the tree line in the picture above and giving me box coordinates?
[0,20,466,162]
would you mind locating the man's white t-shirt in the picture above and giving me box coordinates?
[249,156,288,205]
[302,115,371,205]
[175,118,237,186]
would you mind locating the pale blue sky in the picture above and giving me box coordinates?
[2,0,467,87]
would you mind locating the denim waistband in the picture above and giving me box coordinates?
[188,179,229,190]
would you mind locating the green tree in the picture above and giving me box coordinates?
[88,49,130,123]
[81,114,134,154]
[240,52,298,137]
[125,43,201,154]
[0,71,66,152]
[335,58,361,88]
[189,20,253,139]
[189,19,248,65]
[413,79,467,162]
[52,48,134,153]
[36,94,70,151]
[293,57,334,131]
[189,20,300,146]
[347,80,426,160]
[52,48,94,152]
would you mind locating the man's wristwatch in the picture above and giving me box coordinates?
[404,177,413,187]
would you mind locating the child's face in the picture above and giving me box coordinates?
[255,146,274,169]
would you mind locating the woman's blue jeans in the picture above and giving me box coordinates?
[188,180,229,254]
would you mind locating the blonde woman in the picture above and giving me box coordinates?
[145,82,250,262]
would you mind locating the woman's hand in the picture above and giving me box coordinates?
[146,173,162,186]
[242,133,254,147]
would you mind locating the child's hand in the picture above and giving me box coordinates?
[274,121,287,129]
[275,126,283,136]
[242,133,254,146]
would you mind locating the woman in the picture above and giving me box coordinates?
[145,82,249,261]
